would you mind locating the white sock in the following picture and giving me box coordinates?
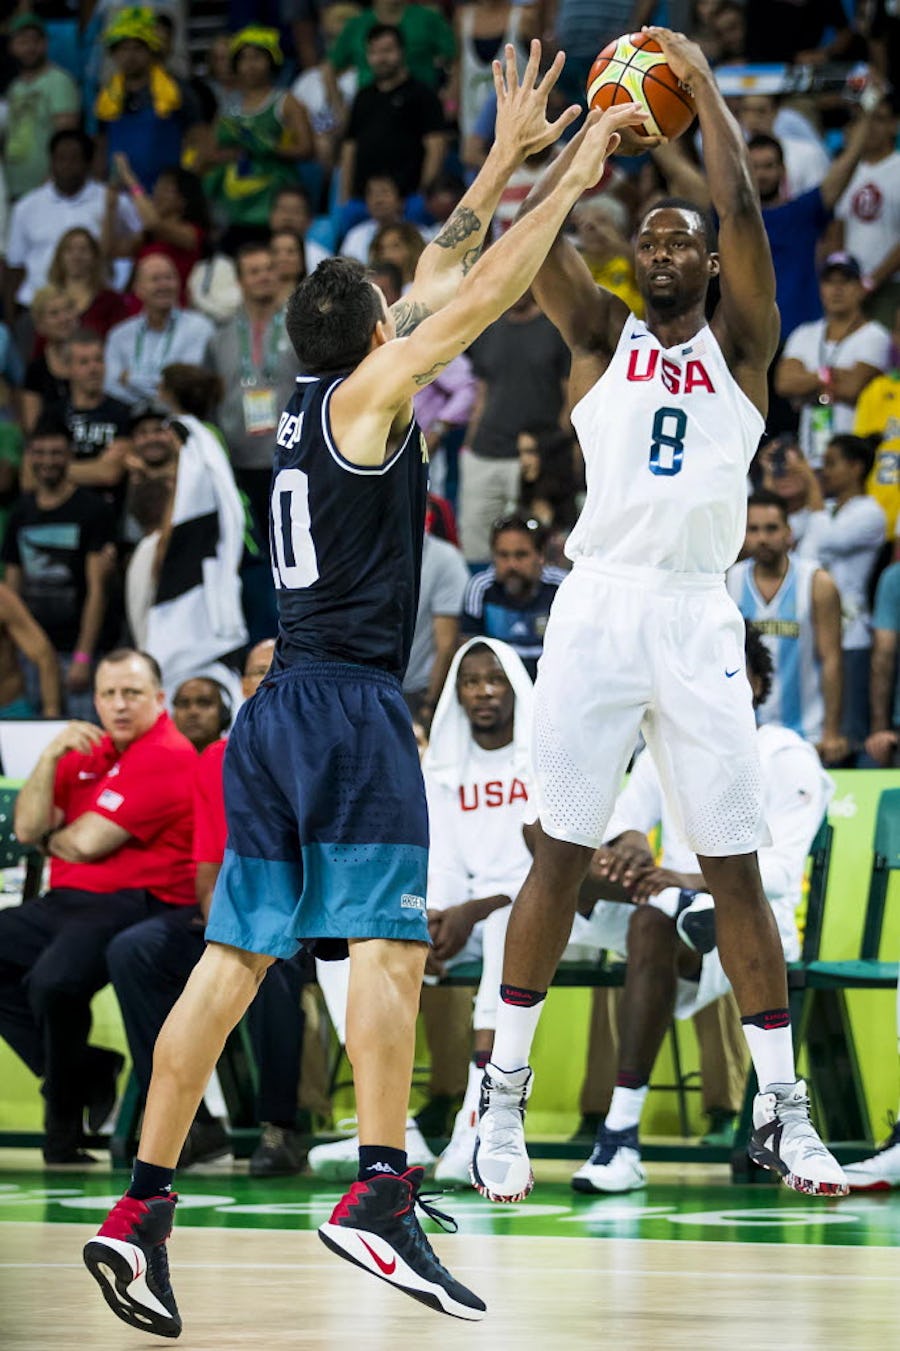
[605,1084,648,1133]
[459,1059,484,1129]
[490,994,546,1072]
[742,1022,796,1091]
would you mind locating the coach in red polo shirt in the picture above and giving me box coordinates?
[0,648,196,1164]
[107,638,309,1176]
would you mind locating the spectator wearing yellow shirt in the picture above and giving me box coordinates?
[854,309,900,538]
[572,197,643,318]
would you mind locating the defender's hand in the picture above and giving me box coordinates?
[566,103,650,187]
[644,26,712,93]
[492,39,580,162]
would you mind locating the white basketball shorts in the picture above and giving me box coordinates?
[533,559,769,857]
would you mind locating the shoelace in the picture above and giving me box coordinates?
[591,1130,630,1166]
[415,1189,459,1235]
[776,1096,831,1158]
[483,1106,528,1157]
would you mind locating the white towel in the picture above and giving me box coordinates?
[423,636,534,791]
[144,414,248,697]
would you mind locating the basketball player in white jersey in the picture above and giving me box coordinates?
[471,27,849,1202]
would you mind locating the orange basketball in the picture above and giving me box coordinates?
[586,32,696,142]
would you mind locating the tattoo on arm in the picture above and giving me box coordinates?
[392,299,432,337]
[434,206,482,252]
[461,245,481,276]
[412,359,451,387]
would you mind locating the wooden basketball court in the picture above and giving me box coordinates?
[1,1154,897,1350]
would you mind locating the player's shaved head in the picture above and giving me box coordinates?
[638,197,717,252]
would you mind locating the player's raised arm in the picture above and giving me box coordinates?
[343,102,648,420]
[511,125,627,356]
[647,26,779,369]
[392,40,580,337]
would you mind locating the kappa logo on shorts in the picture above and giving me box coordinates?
[400,893,426,910]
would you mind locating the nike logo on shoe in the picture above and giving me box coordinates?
[359,1237,397,1275]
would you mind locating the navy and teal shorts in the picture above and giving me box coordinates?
[205,661,429,960]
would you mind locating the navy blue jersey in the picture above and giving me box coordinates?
[270,373,429,677]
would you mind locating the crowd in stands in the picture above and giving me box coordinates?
[1,0,900,1182]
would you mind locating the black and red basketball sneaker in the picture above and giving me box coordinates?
[83,1193,182,1338]
[318,1166,486,1320]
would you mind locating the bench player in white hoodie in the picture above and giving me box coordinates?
[424,636,592,1182]
[570,622,834,1192]
[472,27,848,1203]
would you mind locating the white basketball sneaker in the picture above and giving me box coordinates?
[434,1103,478,1186]
[470,1063,533,1203]
[843,1121,900,1191]
[571,1123,647,1194]
[308,1119,436,1182]
[749,1080,848,1196]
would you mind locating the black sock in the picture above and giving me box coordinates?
[615,1070,648,1090]
[740,1007,790,1031]
[499,983,546,1008]
[357,1145,407,1181]
[128,1158,174,1200]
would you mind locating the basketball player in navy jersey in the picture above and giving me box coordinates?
[472,28,848,1204]
[81,46,650,1335]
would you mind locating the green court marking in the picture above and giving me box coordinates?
[1,1173,898,1247]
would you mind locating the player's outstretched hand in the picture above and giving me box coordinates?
[566,102,649,187]
[492,39,581,162]
[643,26,711,93]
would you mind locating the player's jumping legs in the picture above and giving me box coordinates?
[83,943,274,1337]
[699,852,847,1196]
[346,937,428,1151]
[472,825,593,1202]
[319,937,486,1320]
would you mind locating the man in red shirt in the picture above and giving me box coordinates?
[107,639,309,1176]
[1,648,196,1163]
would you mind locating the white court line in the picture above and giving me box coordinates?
[0,1260,896,1282]
[3,1219,896,1256]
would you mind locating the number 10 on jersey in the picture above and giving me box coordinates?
[271,467,320,588]
[648,406,687,477]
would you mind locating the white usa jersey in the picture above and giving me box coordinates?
[727,556,824,743]
[566,317,765,574]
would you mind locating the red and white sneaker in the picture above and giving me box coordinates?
[319,1166,485,1320]
[83,1193,182,1338]
[749,1081,848,1197]
[843,1121,900,1191]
